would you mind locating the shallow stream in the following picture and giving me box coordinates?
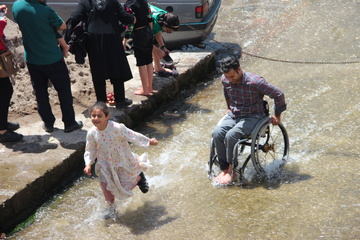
[11,0,360,239]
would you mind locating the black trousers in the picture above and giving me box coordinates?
[26,59,77,128]
[92,78,126,103]
[0,77,13,131]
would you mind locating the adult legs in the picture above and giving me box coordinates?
[212,114,236,170]
[225,117,261,164]
[92,79,107,103]
[94,78,132,107]
[47,60,77,128]
[213,116,261,184]
[212,115,237,184]
[146,63,154,92]
[133,27,154,95]
[0,78,23,141]
[135,63,154,95]
[0,77,13,132]
[27,62,56,127]
[111,78,126,103]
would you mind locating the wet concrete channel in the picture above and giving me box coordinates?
[0,48,217,234]
[2,0,360,239]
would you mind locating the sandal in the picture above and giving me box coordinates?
[106,92,116,106]
[137,172,149,193]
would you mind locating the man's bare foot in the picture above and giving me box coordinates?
[134,88,152,96]
[220,172,232,185]
[214,171,225,183]
[214,170,227,183]
[214,169,233,185]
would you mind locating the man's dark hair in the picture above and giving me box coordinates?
[219,56,240,73]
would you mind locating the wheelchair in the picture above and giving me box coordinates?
[208,101,289,182]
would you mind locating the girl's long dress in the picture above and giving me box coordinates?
[84,121,152,200]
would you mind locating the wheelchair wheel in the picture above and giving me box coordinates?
[208,138,220,179]
[251,118,289,176]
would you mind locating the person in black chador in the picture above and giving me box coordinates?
[70,0,136,108]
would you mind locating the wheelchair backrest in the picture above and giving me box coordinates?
[263,100,270,117]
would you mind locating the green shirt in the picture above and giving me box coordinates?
[12,0,64,65]
[150,5,167,36]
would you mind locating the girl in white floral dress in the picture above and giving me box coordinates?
[84,102,158,205]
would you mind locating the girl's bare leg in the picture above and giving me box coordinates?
[100,182,115,204]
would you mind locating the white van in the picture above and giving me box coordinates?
[2,0,222,48]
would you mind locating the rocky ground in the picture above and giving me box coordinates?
[5,19,99,120]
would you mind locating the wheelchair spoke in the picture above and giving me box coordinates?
[251,121,289,176]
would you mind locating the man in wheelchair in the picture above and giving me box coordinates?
[212,56,287,184]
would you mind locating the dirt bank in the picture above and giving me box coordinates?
[5,19,95,120]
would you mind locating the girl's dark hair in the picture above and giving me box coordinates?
[219,56,240,73]
[159,13,180,30]
[88,101,110,116]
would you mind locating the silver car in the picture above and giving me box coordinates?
[148,0,222,48]
[2,0,222,48]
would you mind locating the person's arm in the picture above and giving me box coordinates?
[57,37,69,57]
[0,19,6,38]
[222,79,231,114]
[70,0,87,26]
[57,22,66,31]
[149,138,158,146]
[153,32,166,58]
[116,1,135,25]
[83,131,97,176]
[271,91,285,125]
[121,124,151,148]
[225,98,230,110]
[155,32,170,55]
[257,77,286,125]
[84,164,92,176]
[271,114,281,125]
[123,6,135,41]
[0,5,7,38]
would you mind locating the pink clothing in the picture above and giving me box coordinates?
[0,20,7,52]
[84,121,152,200]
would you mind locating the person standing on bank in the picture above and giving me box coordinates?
[12,0,83,133]
[70,0,136,108]
[124,0,154,96]
[212,56,286,185]
[0,5,23,142]
[150,5,179,74]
